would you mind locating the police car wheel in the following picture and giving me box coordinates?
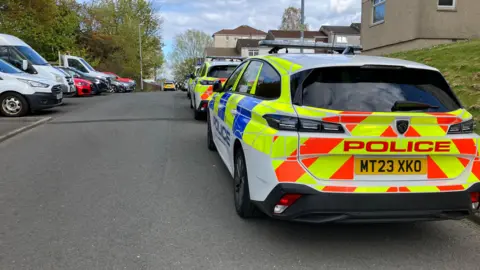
[234,149,257,218]
[207,113,216,151]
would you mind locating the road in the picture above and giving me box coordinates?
[1,92,480,270]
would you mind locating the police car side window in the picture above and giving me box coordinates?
[235,61,262,94]
[223,62,247,92]
[254,63,281,99]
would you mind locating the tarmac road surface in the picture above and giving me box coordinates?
[1,92,479,270]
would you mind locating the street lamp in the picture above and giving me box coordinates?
[300,0,305,53]
[139,22,144,91]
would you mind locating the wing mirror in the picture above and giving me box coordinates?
[212,80,223,92]
[22,60,28,71]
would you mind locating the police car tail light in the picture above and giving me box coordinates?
[448,119,475,134]
[273,194,302,214]
[298,119,344,133]
[263,114,298,131]
[263,114,344,133]
[471,192,480,211]
[200,80,215,85]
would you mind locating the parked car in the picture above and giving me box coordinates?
[55,66,108,95]
[59,54,112,88]
[73,78,93,97]
[0,34,75,95]
[103,73,127,93]
[0,59,62,117]
[164,80,176,91]
[187,65,201,98]
[102,72,136,92]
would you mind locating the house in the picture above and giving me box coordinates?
[319,23,361,46]
[235,39,269,58]
[361,0,480,55]
[265,30,328,53]
[205,39,266,58]
[204,47,240,57]
[212,25,267,48]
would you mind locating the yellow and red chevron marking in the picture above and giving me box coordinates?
[320,111,466,137]
[200,85,213,100]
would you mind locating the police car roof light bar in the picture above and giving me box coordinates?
[258,40,362,55]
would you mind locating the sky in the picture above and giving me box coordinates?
[79,0,362,78]
[156,0,361,77]
[158,0,361,56]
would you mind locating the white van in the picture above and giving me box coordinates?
[0,34,75,95]
[60,54,111,82]
[0,59,62,117]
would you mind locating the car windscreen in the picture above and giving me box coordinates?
[207,65,237,78]
[13,46,49,65]
[0,59,23,73]
[79,58,95,71]
[300,66,461,112]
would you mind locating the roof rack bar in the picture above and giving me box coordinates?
[205,55,245,62]
[258,40,362,55]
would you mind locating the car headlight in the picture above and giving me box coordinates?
[53,73,63,83]
[77,81,88,87]
[17,78,50,88]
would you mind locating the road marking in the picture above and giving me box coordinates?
[0,117,52,143]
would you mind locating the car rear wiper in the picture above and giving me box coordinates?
[391,101,439,112]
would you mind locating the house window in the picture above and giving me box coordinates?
[248,49,259,56]
[438,0,455,8]
[336,36,348,43]
[372,0,386,24]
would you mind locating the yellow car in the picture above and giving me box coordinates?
[164,81,176,91]
[206,48,480,223]
[190,61,240,120]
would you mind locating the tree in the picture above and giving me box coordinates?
[279,6,309,31]
[169,29,213,83]
[79,0,164,86]
[0,0,82,60]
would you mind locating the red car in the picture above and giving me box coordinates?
[73,78,93,96]
[102,72,136,92]
[102,72,134,83]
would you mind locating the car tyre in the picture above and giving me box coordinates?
[207,111,216,151]
[193,97,202,120]
[234,148,258,218]
[0,92,29,117]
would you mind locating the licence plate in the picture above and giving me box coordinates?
[56,93,63,99]
[355,158,427,175]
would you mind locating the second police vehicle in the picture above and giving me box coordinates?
[206,40,480,223]
[190,56,243,120]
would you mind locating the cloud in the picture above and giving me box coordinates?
[154,0,360,79]
[155,0,361,41]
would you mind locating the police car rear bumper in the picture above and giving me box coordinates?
[254,183,480,224]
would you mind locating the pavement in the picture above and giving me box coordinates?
[1,92,480,270]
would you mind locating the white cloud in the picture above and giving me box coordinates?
[330,0,357,14]
[155,0,361,41]
[155,0,361,77]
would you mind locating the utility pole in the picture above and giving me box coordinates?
[300,0,305,53]
[139,23,144,91]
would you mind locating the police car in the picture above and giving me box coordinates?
[206,40,480,223]
[191,57,243,120]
